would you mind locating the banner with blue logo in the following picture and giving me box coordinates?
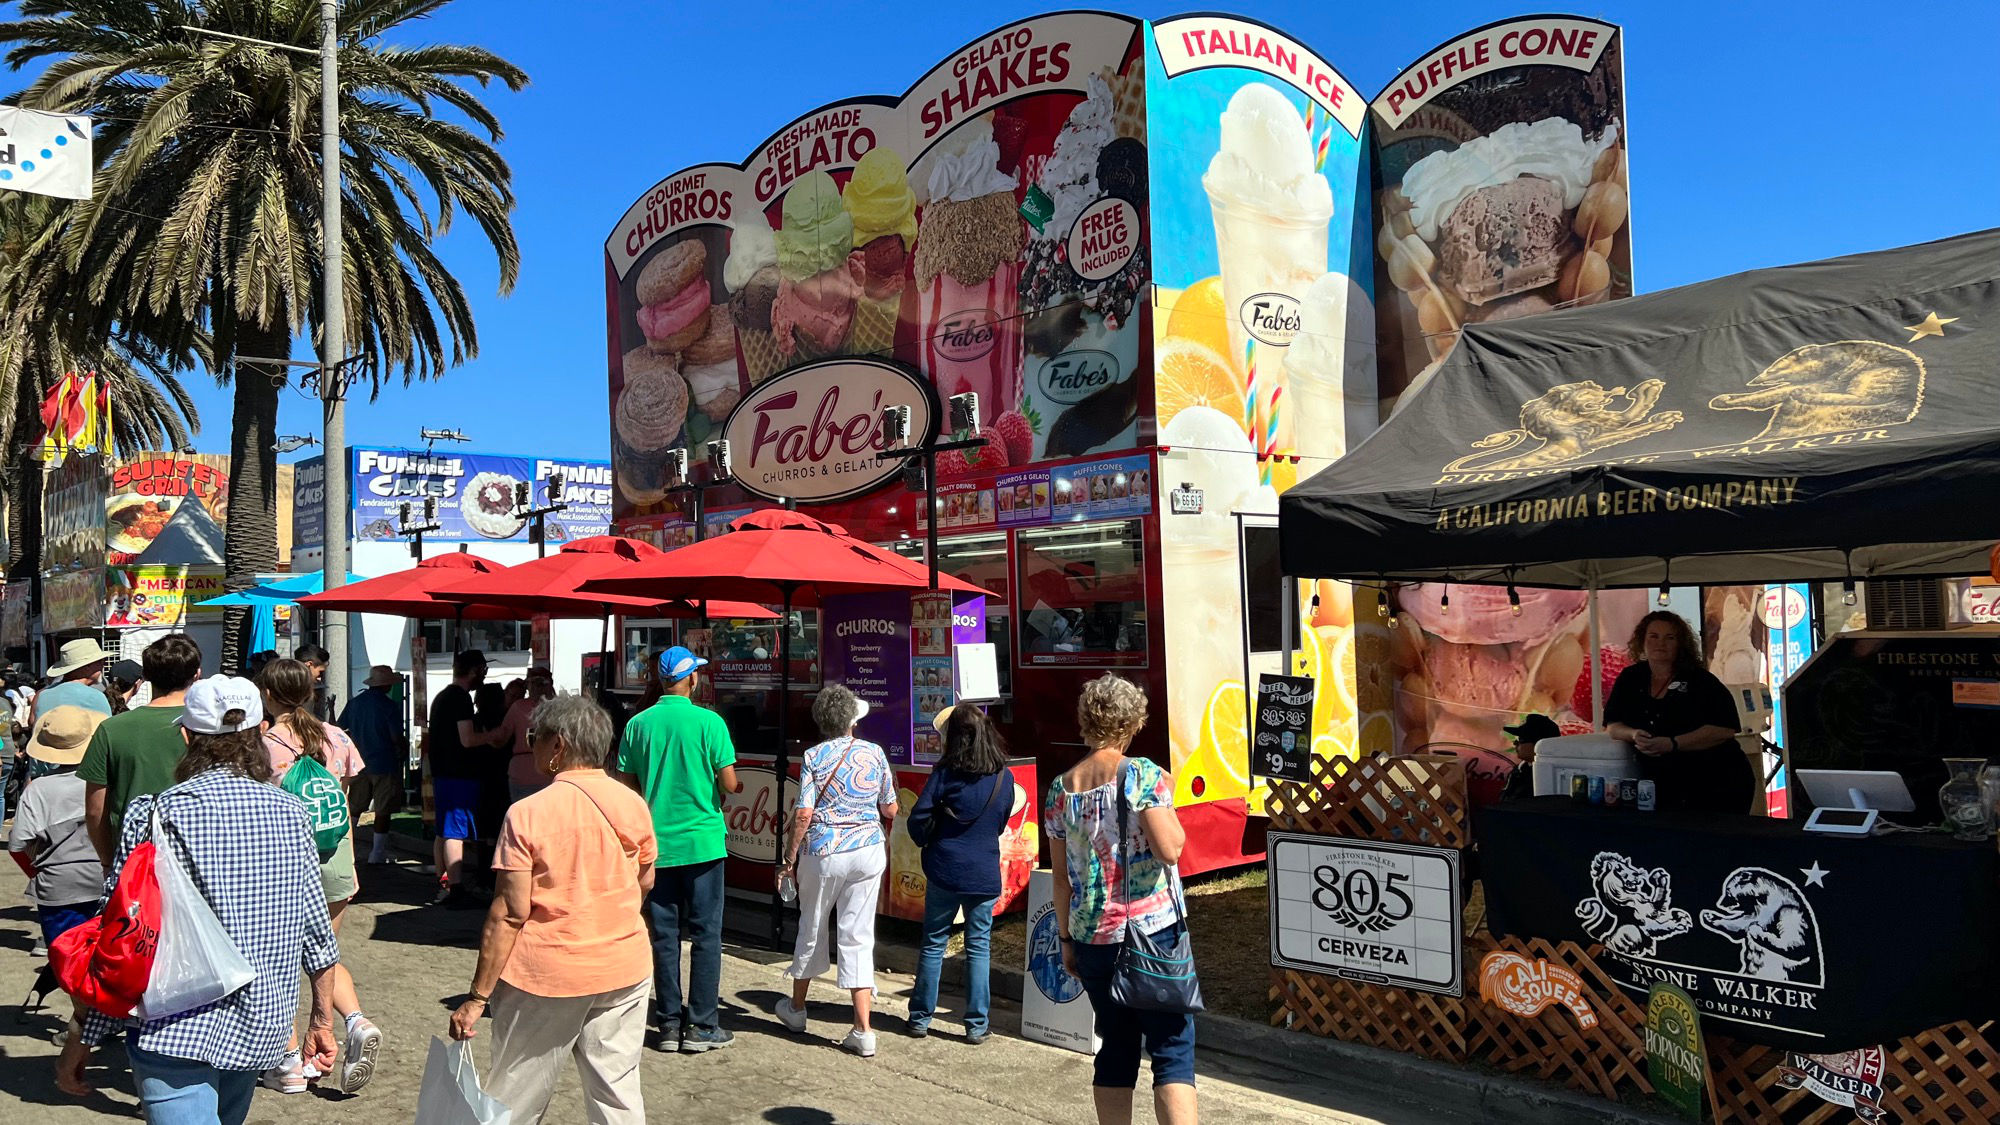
[347,448,612,546]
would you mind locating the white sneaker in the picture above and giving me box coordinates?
[341,1017,382,1093]
[840,1028,877,1058]
[260,1050,307,1093]
[775,997,807,1034]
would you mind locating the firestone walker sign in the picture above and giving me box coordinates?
[1778,1048,1888,1121]
[1645,983,1706,1121]
[1269,832,1462,996]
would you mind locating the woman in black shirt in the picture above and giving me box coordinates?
[1604,611,1754,814]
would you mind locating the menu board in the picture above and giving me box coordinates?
[1253,673,1315,782]
[1050,453,1152,521]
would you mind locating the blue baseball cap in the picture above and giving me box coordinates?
[659,646,708,683]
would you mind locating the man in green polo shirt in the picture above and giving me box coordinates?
[612,645,742,1054]
[77,633,201,867]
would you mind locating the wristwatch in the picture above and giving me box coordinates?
[467,991,490,1006]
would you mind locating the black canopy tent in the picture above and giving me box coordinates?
[1280,228,2000,590]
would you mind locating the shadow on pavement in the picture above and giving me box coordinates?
[763,1109,836,1124]
[0,1037,137,1117]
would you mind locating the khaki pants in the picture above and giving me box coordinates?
[485,978,648,1124]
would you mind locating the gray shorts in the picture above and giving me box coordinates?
[347,772,403,826]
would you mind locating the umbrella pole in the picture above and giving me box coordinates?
[1588,579,1603,729]
[599,608,612,703]
[770,582,795,950]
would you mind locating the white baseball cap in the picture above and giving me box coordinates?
[178,674,265,734]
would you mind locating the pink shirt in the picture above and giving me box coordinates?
[503,698,550,792]
[266,716,365,782]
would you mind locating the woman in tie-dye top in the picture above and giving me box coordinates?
[1046,674,1196,1123]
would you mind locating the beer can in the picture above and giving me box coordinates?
[1569,773,1588,802]
[1586,775,1605,804]
[1603,777,1622,807]
[1637,780,1658,811]
[1619,778,1639,807]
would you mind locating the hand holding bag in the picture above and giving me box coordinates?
[139,811,256,1021]
[415,1035,512,1125]
[1108,761,1204,1014]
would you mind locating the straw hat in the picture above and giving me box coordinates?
[48,638,113,678]
[27,705,108,766]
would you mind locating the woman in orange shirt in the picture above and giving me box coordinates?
[448,695,658,1124]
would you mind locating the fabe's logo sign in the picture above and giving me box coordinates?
[1240,291,1303,346]
[721,358,938,504]
[937,309,999,361]
[1035,349,1121,406]
[723,767,801,862]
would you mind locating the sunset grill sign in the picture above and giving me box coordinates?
[720,358,939,504]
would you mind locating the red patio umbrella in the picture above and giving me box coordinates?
[425,535,777,620]
[578,508,993,943]
[295,553,520,620]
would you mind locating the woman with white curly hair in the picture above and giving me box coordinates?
[775,684,898,1057]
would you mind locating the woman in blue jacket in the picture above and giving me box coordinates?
[905,704,1014,1043]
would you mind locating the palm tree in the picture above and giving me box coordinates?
[0,192,200,577]
[0,0,526,659]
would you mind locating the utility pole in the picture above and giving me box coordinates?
[512,471,568,558]
[318,0,352,708]
[397,498,440,561]
[663,441,735,543]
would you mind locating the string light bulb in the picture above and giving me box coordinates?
[1440,586,1451,613]
[1507,584,1521,617]
[1843,578,1858,606]
[1657,584,1671,607]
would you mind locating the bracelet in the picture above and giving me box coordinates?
[1669,736,1679,753]
[467,991,489,1006]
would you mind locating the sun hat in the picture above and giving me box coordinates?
[659,645,709,684]
[48,638,114,678]
[178,674,265,734]
[1502,714,1563,744]
[364,665,399,688]
[932,704,956,733]
[27,705,109,765]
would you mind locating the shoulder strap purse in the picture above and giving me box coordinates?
[1109,760,1204,1014]
[948,768,1010,826]
[556,776,636,863]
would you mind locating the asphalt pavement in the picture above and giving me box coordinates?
[0,856,1454,1124]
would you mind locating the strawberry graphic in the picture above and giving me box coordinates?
[993,408,1036,465]
[936,425,1010,480]
[1571,645,1633,720]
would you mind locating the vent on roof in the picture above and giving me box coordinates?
[1863,578,1948,631]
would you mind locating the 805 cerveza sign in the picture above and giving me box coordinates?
[1268,831,1463,996]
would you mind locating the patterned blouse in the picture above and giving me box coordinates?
[1045,757,1181,945]
[796,735,895,857]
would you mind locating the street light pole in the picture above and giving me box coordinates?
[318,0,352,708]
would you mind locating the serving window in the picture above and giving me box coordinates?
[1016,518,1148,668]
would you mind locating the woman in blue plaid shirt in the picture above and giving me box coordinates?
[55,675,340,1125]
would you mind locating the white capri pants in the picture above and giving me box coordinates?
[786,842,887,991]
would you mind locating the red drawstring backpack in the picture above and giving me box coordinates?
[50,832,163,1018]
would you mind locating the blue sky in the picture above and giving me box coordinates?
[18,1,1998,463]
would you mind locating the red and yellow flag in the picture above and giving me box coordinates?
[36,371,111,459]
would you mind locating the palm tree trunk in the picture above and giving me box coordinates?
[6,381,43,618]
[220,324,288,671]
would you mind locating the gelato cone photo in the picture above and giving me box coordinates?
[842,146,915,357]
[681,303,743,432]
[725,212,784,382]
[773,169,860,361]
[912,114,1025,430]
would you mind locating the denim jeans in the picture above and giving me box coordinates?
[38,902,96,947]
[645,857,725,1033]
[1071,923,1198,1089]
[128,1043,258,1125]
[908,885,999,1034]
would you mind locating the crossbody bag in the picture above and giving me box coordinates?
[1109,761,1203,1013]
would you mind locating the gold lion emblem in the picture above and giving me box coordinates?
[1708,341,1924,441]
[1445,379,1683,473]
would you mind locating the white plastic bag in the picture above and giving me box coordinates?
[415,1036,511,1125]
[137,815,255,1021]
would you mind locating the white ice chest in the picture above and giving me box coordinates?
[1530,733,1639,796]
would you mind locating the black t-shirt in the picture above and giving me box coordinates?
[427,685,477,779]
[1603,664,1739,740]
[1605,664,1753,814]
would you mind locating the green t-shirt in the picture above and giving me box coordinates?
[75,705,187,837]
[616,695,736,868]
